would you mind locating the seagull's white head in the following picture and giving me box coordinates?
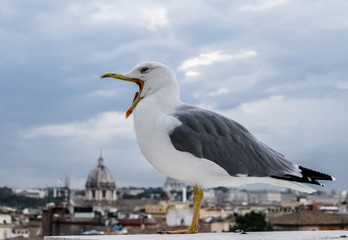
[101,61,179,118]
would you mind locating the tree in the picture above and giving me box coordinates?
[232,211,273,232]
[0,187,47,209]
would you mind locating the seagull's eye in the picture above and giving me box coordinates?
[140,67,149,74]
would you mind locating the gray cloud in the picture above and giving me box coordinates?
[1,0,347,190]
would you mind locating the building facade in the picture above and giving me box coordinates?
[0,214,29,239]
[163,177,186,192]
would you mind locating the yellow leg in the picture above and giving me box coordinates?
[160,185,204,234]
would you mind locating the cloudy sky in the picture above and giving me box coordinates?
[1,0,347,191]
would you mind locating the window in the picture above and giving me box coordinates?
[102,190,106,198]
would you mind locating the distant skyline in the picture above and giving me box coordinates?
[1,0,347,191]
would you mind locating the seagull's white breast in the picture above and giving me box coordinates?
[133,96,191,179]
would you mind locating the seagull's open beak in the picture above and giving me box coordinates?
[100,73,144,118]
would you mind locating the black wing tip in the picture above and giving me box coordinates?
[299,166,335,181]
[271,166,335,187]
[271,175,323,186]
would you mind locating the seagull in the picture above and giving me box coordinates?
[101,61,335,234]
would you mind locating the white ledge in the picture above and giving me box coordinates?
[45,230,348,240]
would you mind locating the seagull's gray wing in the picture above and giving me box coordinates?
[169,105,332,185]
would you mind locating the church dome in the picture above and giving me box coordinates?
[85,154,117,201]
[86,154,116,190]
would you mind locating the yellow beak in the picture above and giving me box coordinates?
[100,73,144,118]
